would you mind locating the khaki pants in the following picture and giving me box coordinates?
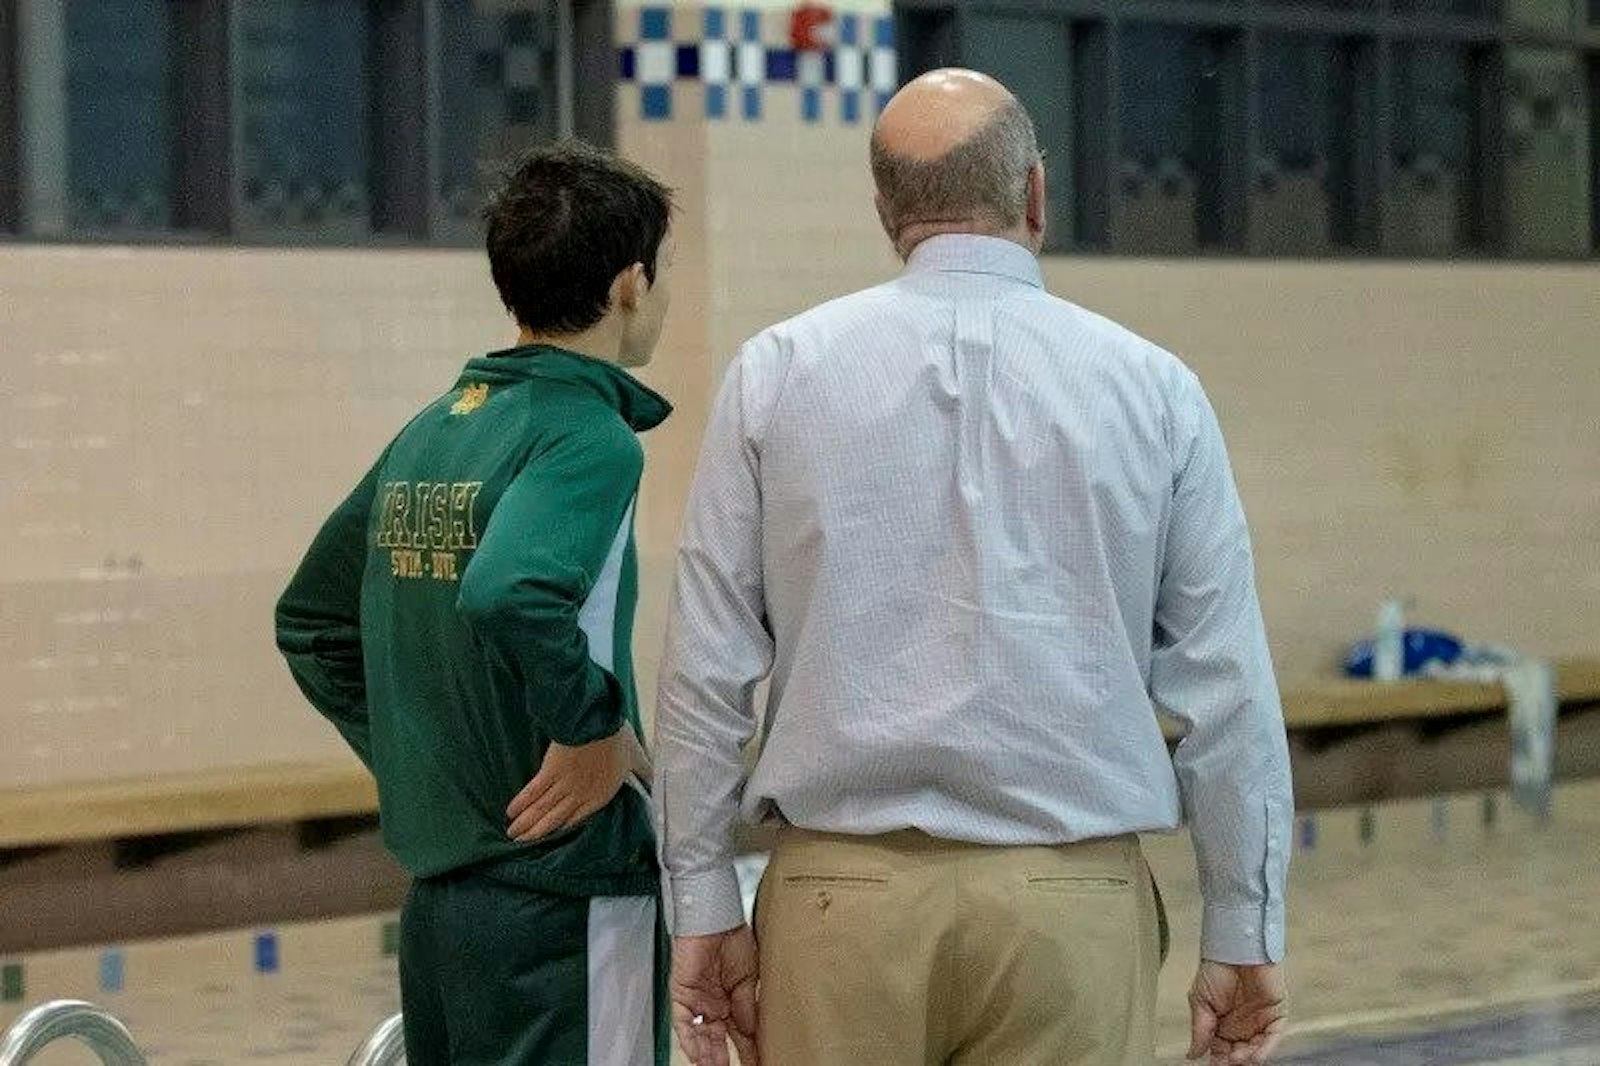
[754,828,1161,1066]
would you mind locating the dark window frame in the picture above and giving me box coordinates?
[1,0,612,248]
[0,0,18,233]
[895,0,1595,259]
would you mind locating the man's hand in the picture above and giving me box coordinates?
[1189,961,1287,1065]
[671,926,760,1066]
[506,730,630,841]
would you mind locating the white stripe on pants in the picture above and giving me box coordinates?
[587,895,656,1066]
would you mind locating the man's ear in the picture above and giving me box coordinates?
[1026,161,1047,239]
[613,262,648,311]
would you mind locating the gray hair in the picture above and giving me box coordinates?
[870,98,1041,237]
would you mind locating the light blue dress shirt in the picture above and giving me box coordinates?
[655,234,1293,965]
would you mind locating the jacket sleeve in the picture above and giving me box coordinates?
[274,462,383,768]
[456,420,643,747]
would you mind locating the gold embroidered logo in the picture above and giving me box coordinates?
[450,383,489,416]
[375,480,484,583]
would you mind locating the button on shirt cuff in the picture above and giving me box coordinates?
[668,865,748,937]
[1201,900,1285,965]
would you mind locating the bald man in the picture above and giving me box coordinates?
[655,70,1293,1066]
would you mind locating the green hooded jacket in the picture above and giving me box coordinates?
[275,345,671,896]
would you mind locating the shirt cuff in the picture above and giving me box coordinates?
[1201,899,1285,965]
[667,865,748,937]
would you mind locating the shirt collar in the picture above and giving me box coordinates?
[904,234,1044,289]
[459,345,673,433]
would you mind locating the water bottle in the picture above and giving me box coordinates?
[1374,598,1405,682]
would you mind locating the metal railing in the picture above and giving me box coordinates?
[2,998,402,1065]
[0,1000,146,1066]
[346,1013,405,1066]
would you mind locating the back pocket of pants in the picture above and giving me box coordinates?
[782,874,890,889]
[1026,875,1131,893]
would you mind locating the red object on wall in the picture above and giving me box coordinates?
[790,3,836,51]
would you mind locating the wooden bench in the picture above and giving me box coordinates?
[0,761,377,851]
[3,657,1596,852]
[1276,655,1600,731]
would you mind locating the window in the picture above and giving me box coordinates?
[1500,48,1590,255]
[13,0,199,235]
[1388,42,1481,254]
[1261,0,1373,8]
[432,0,608,243]
[0,0,18,233]
[234,1,376,236]
[1256,34,1378,253]
[961,13,1076,250]
[5,0,607,245]
[1118,23,1246,253]
[892,0,1594,260]
[1392,0,1498,16]
[1590,55,1600,252]
[64,0,176,231]
[897,8,957,87]
[435,1,558,240]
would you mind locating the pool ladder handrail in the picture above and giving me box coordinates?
[346,1012,405,1066]
[0,1000,147,1066]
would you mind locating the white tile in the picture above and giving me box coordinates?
[870,48,896,93]
[836,48,865,90]
[635,41,676,87]
[700,40,732,84]
[737,42,765,87]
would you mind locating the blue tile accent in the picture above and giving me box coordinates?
[617,6,899,126]
[642,85,672,120]
[676,44,700,79]
[254,932,279,975]
[640,8,672,41]
[99,950,125,994]
[1298,816,1317,851]
[766,49,797,82]
[841,89,860,125]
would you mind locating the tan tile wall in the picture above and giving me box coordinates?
[1038,256,1600,684]
[2,246,507,787]
[689,52,1600,686]
[616,97,714,726]
[4,95,1598,789]
[704,93,900,373]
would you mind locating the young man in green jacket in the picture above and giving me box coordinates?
[274,142,675,1066]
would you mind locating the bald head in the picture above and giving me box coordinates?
[875,69,1017,160]
[871,69,1043,257]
